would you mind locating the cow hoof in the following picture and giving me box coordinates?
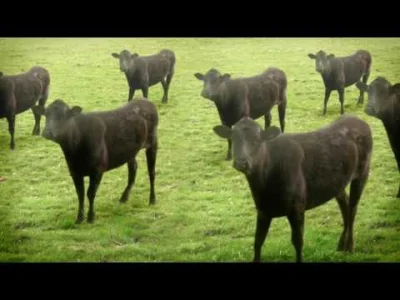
[87,214,95,223]
[119,195,129,204]
[75,216,84,224]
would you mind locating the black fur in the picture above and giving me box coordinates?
[308,50,372,115]
[0,66,50,149]
[111,49,176,103]
[214,114,372,262]
[194,67,287,160]
[37,98,159,224]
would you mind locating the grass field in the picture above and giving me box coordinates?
[1,38,400,262]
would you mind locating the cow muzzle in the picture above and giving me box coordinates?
[233,159,250,173]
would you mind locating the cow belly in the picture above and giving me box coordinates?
[304,168,354,209]
[106,141,143,170]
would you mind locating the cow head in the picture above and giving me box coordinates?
[194,68,231,100]
[111,49,139,73]
[213,117,281,175]
[33,99,82,142]
[308,50,335,74]
[356,77,400,119]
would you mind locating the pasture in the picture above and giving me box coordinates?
[1,37,400,262]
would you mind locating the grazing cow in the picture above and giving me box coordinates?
[356,77,400,198]
[194,67,287,160]
[111,49,176,103]
[213,114,372,262]
[308,50,372,115]
[0,66,50,149]
[35,98,159,224]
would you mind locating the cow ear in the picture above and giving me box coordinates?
[220,73,231,82]
[194,73,205,81]
[0,71,3,76]
[32,105,45,116]
[111,53,120,59]
[213,125,232,139]
[327,54,335,59]
[260,126,281,141]
[308,53,316,59]
[390,83,400,95]
[67,106,82,118]
[355,81,369,92]
[131,53,139,59]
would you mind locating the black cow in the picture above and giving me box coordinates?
[0,66,50,149]
[194,67,287,160]
[356,76,400,198]
[213,114,372,262]
[111,49,175,103]
[308,50,372,115]
[35,98,159,224]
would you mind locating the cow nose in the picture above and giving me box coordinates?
[201,91,209,98]
[233,159,249,172]
[364,106,375,116]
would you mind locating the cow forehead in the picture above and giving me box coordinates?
[371,77,390,87]
[234,119,260,132]
[47,100,68,113]
[120,50,131,57]
[205,69,221,79]
[314,51,327,59]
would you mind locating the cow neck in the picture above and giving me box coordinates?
[59,117,81,152]
[248,141,271,183]
[382,95,400,124]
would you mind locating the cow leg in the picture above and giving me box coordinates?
[40,84,49,106]
[395,160,400,198]
[162,71,174,103]
[358,71,370,105]
[146,141,158,205]
[287,206,305,263]
[6,114,16,150]
[264,112,272,129]
[227,136,232,161]
[323,88,331,116]
[32,86,49,135]
[119,158,138,203]
[253,211,272,262]
[87,172,103,223]
[141,86,149,99]
[278,94,287,133]
[338,88,345,115]
[397,183,400,199]
[386,132,400,198]
[72,175,85,224]
[161,79,168,103]
[335,190,349,251]
[31,107,42,135]
[346,174,369,252]
[128,87,135,102]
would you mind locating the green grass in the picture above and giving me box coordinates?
[1,37,400,262]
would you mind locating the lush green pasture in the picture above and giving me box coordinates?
[0,38,400,262]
